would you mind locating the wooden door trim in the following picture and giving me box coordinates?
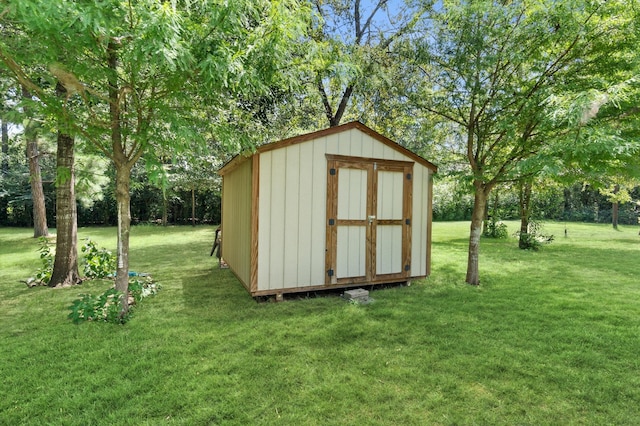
[402,163,413,278]
[326,154,413,169]
[325,157,338,284]
[326,155,414,285]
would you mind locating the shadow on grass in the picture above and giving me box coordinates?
[0,235,45,258]
[433,238,469,247]
[181,266,253,311]
[478,242,638,289]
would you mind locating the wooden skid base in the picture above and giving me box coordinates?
[248,278,423,298]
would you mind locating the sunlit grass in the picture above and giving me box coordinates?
[1,221,639,424]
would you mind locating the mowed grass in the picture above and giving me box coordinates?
[1,221,639,425]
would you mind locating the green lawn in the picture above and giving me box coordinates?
[1,221,639,425]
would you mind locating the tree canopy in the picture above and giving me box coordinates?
[0,0,309,309]
[409,0,639,284]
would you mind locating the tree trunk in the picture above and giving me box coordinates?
[518,180,532,249]
[162,190,168,226]
[0,119,7,173]
[23,87,49,237]
[482,199,489,235]
[114,163,132,311]
[108,39,140,317]
[612,184,619,230]
[330,85,353,127]
[0,119,8,225]
[191,187,196,227]
[317,77,354,128]
[465,181,490,285]
[49,93,81,287]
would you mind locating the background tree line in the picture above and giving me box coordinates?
[2,145,638,228]
[433,177,640,225]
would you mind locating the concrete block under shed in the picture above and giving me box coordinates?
[343,288,370,302]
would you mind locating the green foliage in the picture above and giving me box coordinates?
[301,0,421,127]
[599,182,634,204]
[67,288,125,324]
[26,238,115,285]
[516,221,554,251]
[33,236,53,285]
[483,219,508,239]
[67,276,160,324]
[432,176,474,220]
[81,239,116,279]
[1,0,311,298]
[128,276,161,304]
[55,166,71,186]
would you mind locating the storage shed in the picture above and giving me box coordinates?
[218,121,437,297]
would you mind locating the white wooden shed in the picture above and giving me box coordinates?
[218,121,437,297]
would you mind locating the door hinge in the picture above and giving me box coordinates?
[328,218,335,226]
[406,173,412,180]
[327,269,334,277]
[330,168,336,175]
[405,218,411,225]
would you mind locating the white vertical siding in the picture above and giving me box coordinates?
[257,138,329,291]
[221,159,252,286]
[255,127,432,291]
[337,226,366,278]
[257,152,271,290]
[411,165,429,276]
[268,148,286,289]
[371,134,385,158]
[310,139,328,285]
[283,144,300,288]
[377,171,403,219]
[338,168,367,220]
[297,142,314,285]
[376,225,402,275]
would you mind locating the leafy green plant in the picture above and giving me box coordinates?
[67,288,126,324]
[128,276,161,304]
[67,293,100,323]
[483,218,509,239]
[67,276,160,324]
[516,220,554,250]
[27,238,115,286]
[32,237,53,285]
[81,239,116,279]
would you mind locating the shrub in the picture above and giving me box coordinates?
[516,221,554,251]
[128,276,161,303]
[67,276,161,324]
[81,239,116,279]
[68,288,125,324]
[26,238,115,286]
[30,237,53,286]
[483,219,509,239]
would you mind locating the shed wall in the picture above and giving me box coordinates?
[410,164,431,277]
[256,127,432,292]
[221,158,252,287]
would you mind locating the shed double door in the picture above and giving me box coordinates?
[325,155,413,285]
